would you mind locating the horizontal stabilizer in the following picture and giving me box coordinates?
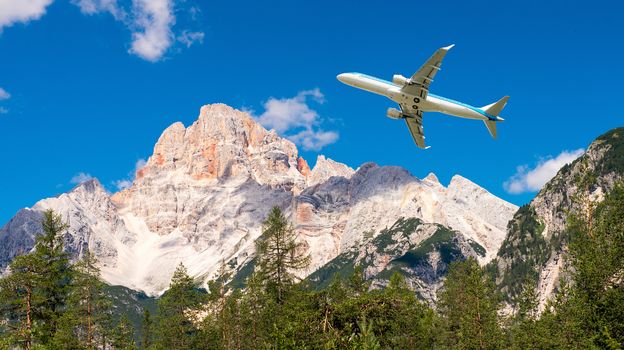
[481,96,509,117]
[484,120,497,139]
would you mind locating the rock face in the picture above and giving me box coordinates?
[489,127,624,310]
[294,164,517,278]
[0,103,517,295]
[307,217,486,304]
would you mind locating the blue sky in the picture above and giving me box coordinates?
[1,0,623,225]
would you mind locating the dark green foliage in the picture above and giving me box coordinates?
[256,206,310,303]
[593,127,624,175]
[394,226,460,267]
[152,263,205,349]
[469,240,487,257]
[308,217,473,295]
[562,183,624,347]
[103,284,157,344]
[502,181,624,349]
[0,209,72,348]
[33,210,73,344]
[0,253,40,348]
[141,309,153,349]
[0,210,143,349]
[489,205,550,302]
[372,217,424,251]
[226,257,256,290]
[53,250,114,349]
[306,250,358,290]
[438,258,502,349]
[112,315,138,350]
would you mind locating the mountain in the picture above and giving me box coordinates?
[0,103,517,296]
[306,217,487,303]
[489,127,624,309]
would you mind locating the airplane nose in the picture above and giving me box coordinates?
[337,73,351,84]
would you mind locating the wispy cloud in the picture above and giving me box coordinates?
[0,87,10,100]
[253,89,339,151]
[75,0,205,62]
[289,129,339,151]
[0,0,54,32]
[70,172,95,184]
[1,0,205,62]
[72,0,125,19]
[113,158,147,190]
[0,107,8,114]
[128,0,175,61]
[177,30,204,48]
[504,149,584,194]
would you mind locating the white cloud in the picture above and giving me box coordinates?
[135,158,147,169]
[252,89,338,151]
[177,30,204,48]
[129,0,175,61]
[257,89,325,133]
[70,172,94,184]
[113,158,147,190]
[0,87,10,100]
[113,179,132,190]
[71,0,203,62]
[0,0,54,32]
[504,149,585,194]
[0,0,203,62]
[72,0,125,20]
[288,129,339,151]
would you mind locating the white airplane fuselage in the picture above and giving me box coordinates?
[337,72,501,122]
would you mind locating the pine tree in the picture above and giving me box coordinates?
[112,315,138,350]
[348,265,369,296]
[256,206,310,304]
[0,209,72,349]
[32,209,72,344]
[205,260,231,348]
[140,309,153,350]
[438,258,502,349]
[54,250,113,349]
[153,263,203,350]
[515,279,539,322]
[0,254,40,349]
[563,183,624,347]
[353,316,381,350]
[507,279,549,349]
[241,271,268,349]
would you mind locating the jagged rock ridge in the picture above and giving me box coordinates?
[307,217,487,304]
[489,127,624,310]
[0,104,517,295]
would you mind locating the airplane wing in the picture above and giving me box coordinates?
[401,44,454,99]
[404,110,428,149]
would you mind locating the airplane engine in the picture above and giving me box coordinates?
[392,74,409,85]
[386,107,403,120]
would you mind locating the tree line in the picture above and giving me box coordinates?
[1,185,623,349]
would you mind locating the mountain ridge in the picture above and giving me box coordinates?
[0,103,518,296]
[489,127,624,310]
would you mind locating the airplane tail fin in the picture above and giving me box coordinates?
[481,95,509,117]
[483,120,497,138]
[481,96,509,139]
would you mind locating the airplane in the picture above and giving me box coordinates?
[337,44,509,149]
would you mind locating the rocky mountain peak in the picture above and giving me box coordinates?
[307,155,355,186]
[69,178,107,196]
[423,172,441,185]
[491,127,624,310]
[448,174,476,188]
[1,102,519,296]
